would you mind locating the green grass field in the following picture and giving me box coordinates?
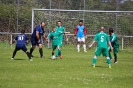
[0,43,133,88]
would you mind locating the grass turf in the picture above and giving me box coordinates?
[0,43,133,88]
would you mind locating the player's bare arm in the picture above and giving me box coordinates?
[36,32,40,43]
[10,39,16,45]
[43,34,48,43]
[108,41,113,51]
[89,41,96,49]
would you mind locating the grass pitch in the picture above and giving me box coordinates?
[0,43,133,88]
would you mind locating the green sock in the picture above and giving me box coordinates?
[107,57,111,65]
[58,50,61,56]
[56,49,59,57]
[109,53,112,60]
[92,58,97,65]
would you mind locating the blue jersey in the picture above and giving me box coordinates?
[75,25,86,38]
[31,25,44,39]
[15,34,28,46]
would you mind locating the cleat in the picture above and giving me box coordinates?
[51,55,56,60]
[30,59,33,61]
[84,50,87,52]
[59,55,63,59]
[40,56,45,58]
[109,65,111,68]
[93,64,95,68]
[114,61,118,64]
[11,58,14,60]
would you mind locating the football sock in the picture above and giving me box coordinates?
[114,54,117,62]
[12,49,18,58]
[39,48,43,57]
[107,57,111,65]
[109,52,112,60]
[77,44,80,52]
[30,48,34,55]
[58,50,62,56]
[56,49,59,57]
[92,57,97,65]
[83,44,86,51]
[52,51,54,56]
[26,52,31,59]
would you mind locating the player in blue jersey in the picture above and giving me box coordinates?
[74,20,87,52]
[30,22,48,58]
[10,30,32,61]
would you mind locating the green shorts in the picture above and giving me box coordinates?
[113,47,119,54]
[95,47,109,57]
[52,45,59,51]
[58,40,63,47]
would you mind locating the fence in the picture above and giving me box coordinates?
[0,0,133,51]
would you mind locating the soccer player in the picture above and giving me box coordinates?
[74,20,87,52]
[89,26,113,68]
[10,29,32,61]
[55,21,67,59]
[30,22,48,58]
[48,27,70,59]
[109,28,119,63]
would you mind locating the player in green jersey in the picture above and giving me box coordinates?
[109,28,119,63]
[48,26,69,59]
[89,26,113,68]
[48,27,63,59]
[55,21,68,59]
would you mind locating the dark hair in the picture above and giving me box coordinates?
[109,28,114,33]
[79,20,83,23]
[41,21,45,24]
[57,20,62,23]
[21,29,25,34]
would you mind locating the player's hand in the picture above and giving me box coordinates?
[38,40,40,43]
[46,38,48,43]
[88,44,92,49]
[110,47,113,51]
[85,35,87,39]
[10,41,12,45]
[74,36,77,39]
[66,38,68,42]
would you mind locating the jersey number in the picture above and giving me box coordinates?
[101,36,104,42]
[18,36,24,41]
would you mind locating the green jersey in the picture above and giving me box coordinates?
[110,33,119,47]
[48,31,62,45]
[56,26,65,41]
[94,31,110,48]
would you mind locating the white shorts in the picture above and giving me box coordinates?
[77,37,85,42]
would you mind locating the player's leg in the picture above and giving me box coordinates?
[55,41,62,59]
[11,46,19,60]
[21,45,32,61]
[56,45,62,59]
[51,45,57,59]
[38,43,44,58]
[77,38,81,52]
[30,38,36,57]
[103,48,111,68]
[92,55,97,67]
[108,46,112,60]
[92,47,101,67]
[82,37,87,52]
[114,47,118,63]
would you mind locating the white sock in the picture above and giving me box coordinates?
[77,44,80,52]
[83,44,86,51]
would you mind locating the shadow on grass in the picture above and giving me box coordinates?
[14,59,25,60]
